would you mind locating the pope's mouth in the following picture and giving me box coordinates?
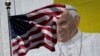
[58,31,66,37]
[59,32,65,35]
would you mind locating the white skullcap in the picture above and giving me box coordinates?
[65,5,79,19]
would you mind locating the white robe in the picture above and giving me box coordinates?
[26,31,100,56]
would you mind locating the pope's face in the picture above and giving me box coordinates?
[56,10,78,42]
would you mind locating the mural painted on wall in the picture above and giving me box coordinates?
[54,0,100,32]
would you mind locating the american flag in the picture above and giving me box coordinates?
[10,4,66,56]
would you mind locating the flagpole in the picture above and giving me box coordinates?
[5,0,12,56]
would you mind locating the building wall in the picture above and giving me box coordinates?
[10,0,53,15]
[0,0,4,56]
[0,0,10,56]
[54,0,100,32]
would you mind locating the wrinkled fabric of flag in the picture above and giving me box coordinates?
[10,4,66,56]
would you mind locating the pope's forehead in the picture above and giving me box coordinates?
[57,16,67,23]
[58,11,69,19]
[57,11,74,23]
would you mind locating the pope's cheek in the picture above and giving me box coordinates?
[57,37,64,41]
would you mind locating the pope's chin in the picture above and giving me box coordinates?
[57,34,67,42]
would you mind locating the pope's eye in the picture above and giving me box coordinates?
[58,21,67,26]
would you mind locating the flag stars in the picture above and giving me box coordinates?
[10,17,32,36]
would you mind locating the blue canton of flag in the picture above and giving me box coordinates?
[10,15,32,38]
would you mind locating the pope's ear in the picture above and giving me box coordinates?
[74,15,80,26]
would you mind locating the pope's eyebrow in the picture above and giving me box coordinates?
[58,20,67,25]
